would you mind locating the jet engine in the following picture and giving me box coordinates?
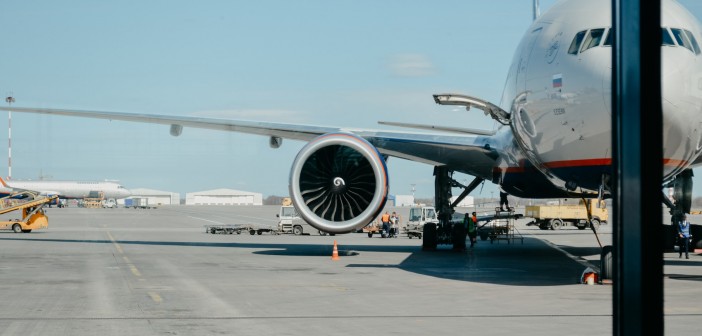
[289,133,388,234]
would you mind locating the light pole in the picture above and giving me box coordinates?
[5,95,14,180]
[410,184,416,204]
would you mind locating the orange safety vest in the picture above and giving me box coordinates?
[381,213,390,223]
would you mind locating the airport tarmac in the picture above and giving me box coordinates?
[0,206,700,335]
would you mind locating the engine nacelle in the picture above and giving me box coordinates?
[289,133,389,233]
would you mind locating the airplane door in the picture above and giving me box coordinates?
[511,26,545,154]
[516,27,544,92]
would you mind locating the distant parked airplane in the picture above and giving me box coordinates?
[0,177,131,200]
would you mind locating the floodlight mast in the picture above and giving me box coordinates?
[5,95,14,180]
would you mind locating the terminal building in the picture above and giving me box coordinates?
[185,188,262,206]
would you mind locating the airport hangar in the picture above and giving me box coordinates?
[123,188,263,206]
[185,188,263,206]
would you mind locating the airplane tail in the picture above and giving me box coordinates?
[0,176,8,188]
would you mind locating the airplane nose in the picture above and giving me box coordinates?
[661,48,702,178]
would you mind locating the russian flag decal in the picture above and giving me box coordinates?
[552,74,563,88]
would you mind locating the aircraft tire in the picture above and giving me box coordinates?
[600,245,614,282]
[479,230,489,241]
[422,223,437,251]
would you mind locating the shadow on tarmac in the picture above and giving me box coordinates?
[0,234,593,286]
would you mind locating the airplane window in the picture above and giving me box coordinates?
[603,28,613,46]
[568,30,586,55]
[671,28,694,52]
[684,29,701,55]
[580,28,606,52]
[662,28,676,46]
[605,28,679,48]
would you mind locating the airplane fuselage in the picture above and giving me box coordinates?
[0,180,131,200]
[491,0,702,198]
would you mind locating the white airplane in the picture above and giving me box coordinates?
[0,177,131,201]
[5,0,702,242]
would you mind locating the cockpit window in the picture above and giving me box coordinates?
[684,29,701,54]
[671,28,695,52]
[662,28,675,46]
[603,28,613,46]
[580,28,605,52]
[571,27,692,53]
[568,30,586,55]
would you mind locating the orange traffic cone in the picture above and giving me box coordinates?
[331,240,340,260]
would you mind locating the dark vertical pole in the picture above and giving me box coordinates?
[611,0,663,335]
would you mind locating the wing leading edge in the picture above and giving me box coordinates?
[6,106,500,181]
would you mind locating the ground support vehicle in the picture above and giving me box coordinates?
[405,206,438,239]
[0,192,58,233]
[363,220,383,237]
[478,208,524,244]
[205,224,279,235]
[125,197,151,209]
[525,200,607,230]
[363,220,395,238]
[80,191,104,208]
[277,205,329,235]
[101,198,117,208]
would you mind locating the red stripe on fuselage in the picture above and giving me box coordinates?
[498,158,689,172]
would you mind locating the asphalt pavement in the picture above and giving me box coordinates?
[0,205,699,335]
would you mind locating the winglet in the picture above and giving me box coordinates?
[0,176,8,188]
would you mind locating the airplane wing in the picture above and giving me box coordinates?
[5,105,507,234]
[5,106,501,181]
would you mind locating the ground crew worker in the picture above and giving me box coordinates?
[467,212,478,247]
[678,213,692,259]
[381,211,391,238]
[500,191,510,211]
[390,211,399,238]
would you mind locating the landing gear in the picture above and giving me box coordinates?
[664,169,695,249]
[600,245,613,282]
[422,166,484,250]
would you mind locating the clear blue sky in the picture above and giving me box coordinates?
[0,0,700,200]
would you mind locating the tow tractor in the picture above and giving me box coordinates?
[0,192,58,233]
[405,206,438,239]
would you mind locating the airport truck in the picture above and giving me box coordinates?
[404,206,438,239]
[277,205,329,235]
[102,198,117,208]
[525,199,608,230]
[125,197,151,209]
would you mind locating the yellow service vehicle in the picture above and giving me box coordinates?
[525,199,608,230]
[0,192,57,233]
